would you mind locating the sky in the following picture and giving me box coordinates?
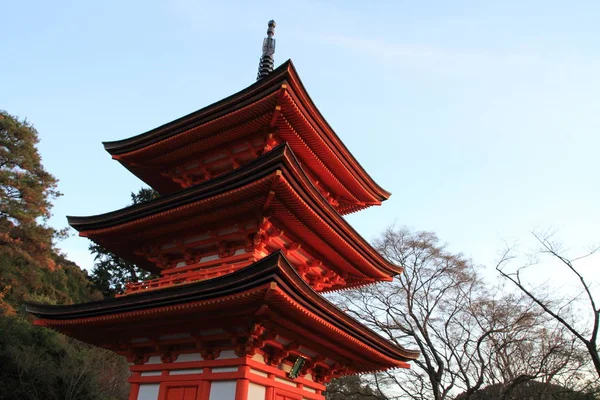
[2,1,598,295]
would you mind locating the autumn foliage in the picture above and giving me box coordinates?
[0,111,129,399]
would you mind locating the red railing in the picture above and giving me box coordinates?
[119,258,254,296]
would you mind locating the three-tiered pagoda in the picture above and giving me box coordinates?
[27,21,418,400]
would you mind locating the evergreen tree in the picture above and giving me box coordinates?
[89,187,159,297]
[0,111,61,267]
[326,375,385,400]
[0,110,60,226]
[0,110,129,399]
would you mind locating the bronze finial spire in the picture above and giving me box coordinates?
[257,20,276,80]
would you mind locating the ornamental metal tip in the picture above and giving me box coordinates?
[257,20,276,80]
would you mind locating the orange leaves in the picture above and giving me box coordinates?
[0,286,15,316]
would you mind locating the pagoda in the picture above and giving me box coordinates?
[26,21,418,400]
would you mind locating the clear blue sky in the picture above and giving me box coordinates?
[2,1,598,285]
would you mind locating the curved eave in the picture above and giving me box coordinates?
[103,60,390,205]
[68,144,401,278]
[26,252,419,366]
[103,61,294,154]
[282,62,391,202]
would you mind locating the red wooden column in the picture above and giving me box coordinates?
[236,366,250,400]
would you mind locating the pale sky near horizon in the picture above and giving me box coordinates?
[2,1,598,295]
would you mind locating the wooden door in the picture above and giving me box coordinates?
[166,385,198,400]
[274,389,302,400]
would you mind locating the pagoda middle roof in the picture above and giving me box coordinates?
[68,144,401,285]
[102,60,390,214]
[26,252,419,371]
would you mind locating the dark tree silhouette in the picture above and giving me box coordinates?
[496,232,600,379]
[333,227,590,400]
[89,188,159,297]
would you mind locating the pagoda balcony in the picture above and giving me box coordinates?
[120,254,254,296]
[26,253,418,382]
[69,145,400,294]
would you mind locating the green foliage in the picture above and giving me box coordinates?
[0,245,103,314]
[0,110,129,399]
[89,187,159,297]
[0,314,129,400]
[0,111,60,226]
[0,111,63,270]
[0,111,98,313]
[130,187,159,205]
[88,242,155,297]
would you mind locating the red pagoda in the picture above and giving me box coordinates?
[27,21,418,400]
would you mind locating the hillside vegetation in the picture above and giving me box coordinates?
[0,111,129,400]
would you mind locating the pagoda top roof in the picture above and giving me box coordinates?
[26,252,419,370]
[67,144,401,286]
[102,60,390,213]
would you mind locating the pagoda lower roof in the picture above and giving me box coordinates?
[102,60,390,214]
[26,252,418,372]
[67,144,401,284]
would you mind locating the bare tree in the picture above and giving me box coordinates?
[479,296,591,399]
[496,232,600,379]
[332,227,589,400]
[335,228,499,400]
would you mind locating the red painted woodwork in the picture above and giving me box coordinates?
[128,383,140,400]
[70,146,401,293]
[235,366,250,400]
[31,255,417,377]
[103,61,390,214]
[160,381,206,400]
[275,391,303,400]
[27,58,418,400]
[125,355,329,399]
[166,386,197,400]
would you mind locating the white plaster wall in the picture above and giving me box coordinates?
[140,371,161,377]
[159,333,191,340]
[137,383,160,400]
[252,353,265,363]
[248,382,266,400]
[217,349,237,359]
[280,363,292,373]
[176,353,203,362]
[249,368,268,377]
[275,377,297,387]
[212,366,238,373]
[209,381,237,400]
[170,368,204,375]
